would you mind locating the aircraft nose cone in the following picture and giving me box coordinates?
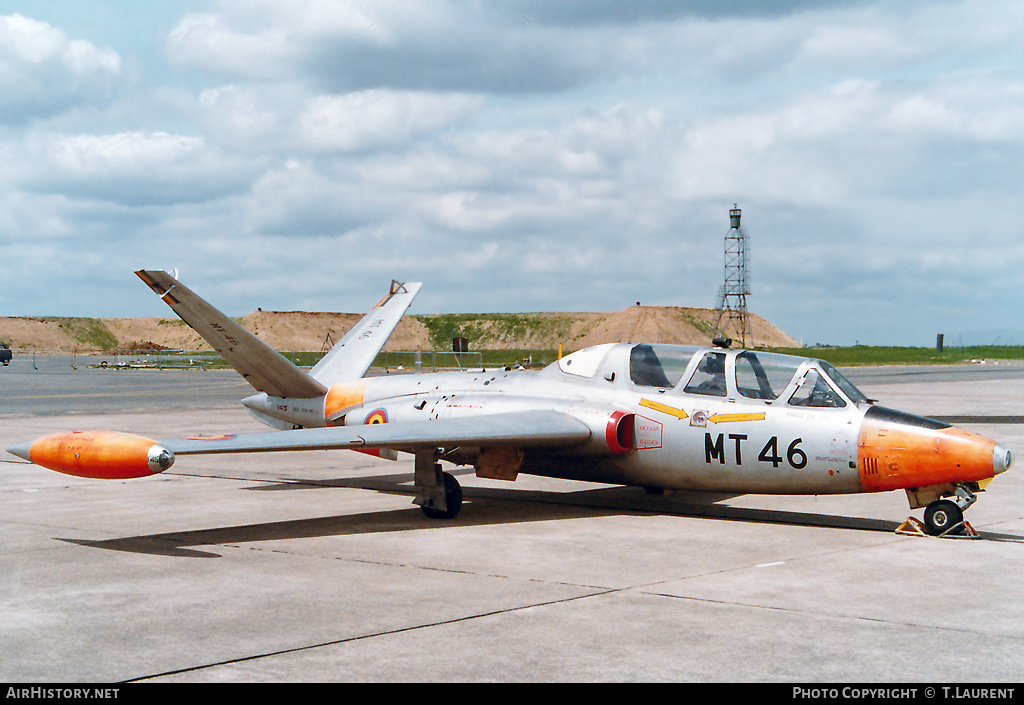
[993,444,1013,475]
[858,406,1006,491]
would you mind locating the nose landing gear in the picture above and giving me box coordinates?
[900,484,980,538]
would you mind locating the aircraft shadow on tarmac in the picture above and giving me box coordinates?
[56,467,1024,559]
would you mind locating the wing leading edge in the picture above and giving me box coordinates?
[163,410,591,456]
[6,411,593,480]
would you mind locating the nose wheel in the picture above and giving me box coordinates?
[923,500,964,536]
[920,485,978,537]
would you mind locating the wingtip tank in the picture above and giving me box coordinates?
[7,431,175,479]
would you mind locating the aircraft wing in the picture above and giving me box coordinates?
[6,411,593,479]
[136,270,328,399]
[164,410,591,456]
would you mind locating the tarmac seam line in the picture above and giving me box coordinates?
[643,591,1024,642]
[212,540,623,593]
[124,588,619,682]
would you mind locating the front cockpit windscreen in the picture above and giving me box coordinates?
[735,351,804,400]
[788,369,846,408]
[819,361,870,405]
[734,351,870,408]
[629,344,699,389]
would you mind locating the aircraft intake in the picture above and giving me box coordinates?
[7,431,175,480]
[605,410,635,454]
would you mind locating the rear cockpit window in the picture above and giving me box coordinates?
[683,352,728,397]
[629,344,697,388]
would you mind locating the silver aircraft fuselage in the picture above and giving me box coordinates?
[242,342,1010,497]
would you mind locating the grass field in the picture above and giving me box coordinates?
[113,345,1024,372]
[771,345,1024,366]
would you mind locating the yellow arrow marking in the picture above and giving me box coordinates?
[709,412,766,424]
[639,398,689,420]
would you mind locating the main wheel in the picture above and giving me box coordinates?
[924,500,964,536]
[421,472,463,520]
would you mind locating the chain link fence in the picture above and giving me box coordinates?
[0,349,485,374]
[944,330,1024,347]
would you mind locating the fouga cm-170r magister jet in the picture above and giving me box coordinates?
[7,271,1014,536]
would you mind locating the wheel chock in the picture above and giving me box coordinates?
[895,516,980,539]
[951,520,980,539]
[896,517,928,537]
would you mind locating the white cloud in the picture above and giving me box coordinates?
[15,130,260,206]
[48,131,203,173]
[882,74,1024,143]
[297,90,481,152]
[196,83,293,147]
[192,82,482,156]
[166,0,621,93]
[0,14,121,122]
[166,10,296,81]
[2,0,1024,345]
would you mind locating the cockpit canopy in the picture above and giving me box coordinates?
[552,343,869,409]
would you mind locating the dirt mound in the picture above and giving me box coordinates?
[0,317,82,350]
[0,307,798,352]
[573,306,797,350]
[237,311,429,352]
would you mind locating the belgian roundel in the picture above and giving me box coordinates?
[365,409,388,425]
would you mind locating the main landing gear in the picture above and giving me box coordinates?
[413,449,463,520]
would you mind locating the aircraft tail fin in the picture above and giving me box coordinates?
[309,280,422,384]
[136,270,328,399]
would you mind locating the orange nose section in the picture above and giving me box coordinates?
[12,430,174,479]
[858,407,1000,492]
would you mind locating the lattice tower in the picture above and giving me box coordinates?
[712,205,751,347]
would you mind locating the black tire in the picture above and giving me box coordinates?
[924,500,964,536]
[421,472,463,520]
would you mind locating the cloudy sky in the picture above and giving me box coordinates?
[1,0,1022,346]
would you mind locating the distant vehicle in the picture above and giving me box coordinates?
[0,343,11,366]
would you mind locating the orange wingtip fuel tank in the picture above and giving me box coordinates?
[8,431,175,479]
[858,407,1010,492]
